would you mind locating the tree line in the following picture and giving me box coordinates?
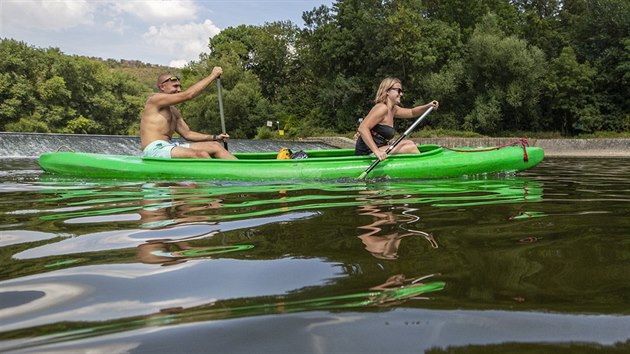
[1,0,629,138]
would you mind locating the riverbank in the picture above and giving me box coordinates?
[307,137,630,158]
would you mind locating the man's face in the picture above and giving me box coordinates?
[159,75,181,93]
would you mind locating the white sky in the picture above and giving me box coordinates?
[0,0,333,68]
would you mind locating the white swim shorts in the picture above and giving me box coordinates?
[143,140,190,159]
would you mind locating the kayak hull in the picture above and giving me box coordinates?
[38,144,544,181]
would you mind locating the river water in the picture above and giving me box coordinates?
[1,156,630,353]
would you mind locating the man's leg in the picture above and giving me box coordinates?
[171,146,210,158]
[181,141,237,159]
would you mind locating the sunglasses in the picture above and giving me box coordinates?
[161,75,180,84]
[389,87,403,94]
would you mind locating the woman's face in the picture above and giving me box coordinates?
[387,84,403,104]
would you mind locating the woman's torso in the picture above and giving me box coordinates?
[354,103,397,155]
[355,124,395,155]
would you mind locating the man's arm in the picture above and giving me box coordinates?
[150,67,223,108]
[173,109,212,141]
[173,108,227,142]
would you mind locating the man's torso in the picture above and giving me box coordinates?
[140,102,178,150]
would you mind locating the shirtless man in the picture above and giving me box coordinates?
[140,67,236,159]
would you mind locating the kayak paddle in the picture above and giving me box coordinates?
[217,77,228,150]
[358,106,434,180]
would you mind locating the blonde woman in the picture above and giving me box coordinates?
[355,77,439,161]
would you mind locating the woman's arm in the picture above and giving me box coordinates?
[394,100,439,119]
[358,104,389,161]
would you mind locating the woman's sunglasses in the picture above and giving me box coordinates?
[389,87,403,94]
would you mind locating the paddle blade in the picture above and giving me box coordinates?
[358,158,381,180]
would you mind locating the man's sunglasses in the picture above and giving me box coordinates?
[161,75,180,84]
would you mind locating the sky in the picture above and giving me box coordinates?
[1,0,334,68]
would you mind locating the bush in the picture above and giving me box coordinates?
[5,116,50,133]
[254,126,275,139]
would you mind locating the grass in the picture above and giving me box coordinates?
[576,131,630,138]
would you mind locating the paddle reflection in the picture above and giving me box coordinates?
[357,191,438,260]
[368,273,443,306]
[137,239,254,266]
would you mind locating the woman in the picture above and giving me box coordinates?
[355,77,439,161]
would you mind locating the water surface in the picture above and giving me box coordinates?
[1,157,630,353]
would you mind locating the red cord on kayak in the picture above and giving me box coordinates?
[441,138,529,162]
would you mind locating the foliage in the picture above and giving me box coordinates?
[0,39,148,134]
[254,126,275,140]
[2,0,630,137]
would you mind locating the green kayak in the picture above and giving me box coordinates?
[38,144,543,181]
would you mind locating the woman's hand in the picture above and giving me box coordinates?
[375,150,388,161]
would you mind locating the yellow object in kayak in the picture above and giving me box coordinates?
[276,148,292,160]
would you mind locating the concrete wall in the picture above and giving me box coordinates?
[308,137,630,158]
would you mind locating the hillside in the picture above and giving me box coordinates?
[100,58,180,91]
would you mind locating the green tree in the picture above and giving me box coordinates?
[0,39,146,134]
[509,0,568,59]
[423,0,520,37]
[563,0,630,131]
[465,14,546,133]
[544,47,598,133]
[426,13,546,134]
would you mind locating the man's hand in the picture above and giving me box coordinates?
[216,133,230,142]
[211,66,223,78]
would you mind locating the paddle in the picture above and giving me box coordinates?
[217,77,228,150]
[358,106,434,180]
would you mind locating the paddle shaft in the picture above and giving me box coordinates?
[358,106,434,179]
[217,77,228,150]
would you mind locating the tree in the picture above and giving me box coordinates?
[511,0,568,58]
[544,47,598,133]
[563,0,630,131]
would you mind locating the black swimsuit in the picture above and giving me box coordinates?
[355,124,395,155]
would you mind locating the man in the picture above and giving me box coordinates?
[140,66,236,159]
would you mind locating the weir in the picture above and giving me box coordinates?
[0,132,335,158]
[3,132,629,159]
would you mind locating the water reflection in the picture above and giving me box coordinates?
[3,177,543,281]
[368,273,443,305]
[0,271,445,349]
[138,182,223,228]
[357,191,438,259]
[1,172,561,351]
[137,240,254,266]
[35,177,543,224]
